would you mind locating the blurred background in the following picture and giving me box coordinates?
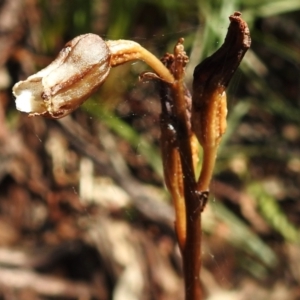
[0,0,300,299]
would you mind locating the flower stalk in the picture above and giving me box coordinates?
[107,39,174,84]
[13,35,174,119]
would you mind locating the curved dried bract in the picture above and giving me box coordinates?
[192,11,251,149]
[192,12,251,195]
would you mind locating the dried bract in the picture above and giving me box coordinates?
[13,34,111,119]
[192,12,251,148]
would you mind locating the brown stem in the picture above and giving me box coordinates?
[174,95,202,299]
[182,210,202,299]
[170,40,202,300]
[144,39,202,298]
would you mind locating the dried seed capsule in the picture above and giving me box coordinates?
[13,34,111,119]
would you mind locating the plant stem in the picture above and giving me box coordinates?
[170,41,203,298]
[183,207,202,299]
[174,94,202,299]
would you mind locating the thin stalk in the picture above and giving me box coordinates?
[106,39,175,84]
[197,146,218,192]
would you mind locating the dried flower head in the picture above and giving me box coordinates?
[13,34,111,119]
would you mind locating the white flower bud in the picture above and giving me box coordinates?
[13,34,111,119]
